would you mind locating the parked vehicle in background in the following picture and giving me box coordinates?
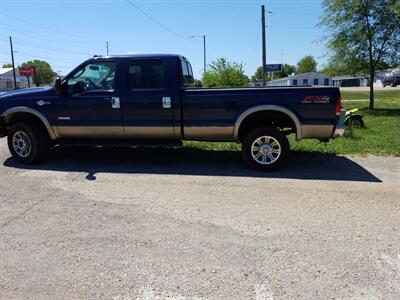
[382,76,400,87]
[0,54,345,171]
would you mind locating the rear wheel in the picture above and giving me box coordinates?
[242,127,289,171]
[7,121,50,164]
[347,116,364,128]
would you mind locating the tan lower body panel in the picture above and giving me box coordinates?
[123,126,175,139]
[183,126,234,141]
[56,126,124,138]
[56,126,176,139]
[301,124,334,139]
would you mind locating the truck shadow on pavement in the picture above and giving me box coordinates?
[3,147,381,182]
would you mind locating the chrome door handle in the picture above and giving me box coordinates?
[162,97,171,109]
[111,97,120,109]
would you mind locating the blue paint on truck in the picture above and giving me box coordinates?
[0,54,345,170]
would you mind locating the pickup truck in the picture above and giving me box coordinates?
[0,54,345,171]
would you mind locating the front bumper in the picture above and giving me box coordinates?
[332,109,346,138]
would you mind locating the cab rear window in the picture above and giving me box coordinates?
[181,60,194,87]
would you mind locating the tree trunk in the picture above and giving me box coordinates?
[369,69,375,109]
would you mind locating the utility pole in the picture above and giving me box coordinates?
[106,41,109,55]
[261,5,267,86]
[9,36,17,90]
[203,35,206,75]
[189,35,207,77]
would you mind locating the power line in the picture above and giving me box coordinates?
[13,40,94,56]
[3,13,105,44]
[0,35,94,56]
[124,0,188,40]
[0,23,102,51]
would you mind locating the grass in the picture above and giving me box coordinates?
[183,89,400,157]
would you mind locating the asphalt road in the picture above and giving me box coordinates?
[0,140,399,299]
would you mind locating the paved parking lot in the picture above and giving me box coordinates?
[0,139,399,299]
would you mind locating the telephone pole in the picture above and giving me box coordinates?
[261,5,267,86]
[106,41,109,55]
[203,35,206,75]
[9,36,17,90]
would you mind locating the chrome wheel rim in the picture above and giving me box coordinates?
[251,136,281,165]
[12,131,32,158]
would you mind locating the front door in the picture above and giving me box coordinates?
[123,59,176,139]
[55,60,124,138]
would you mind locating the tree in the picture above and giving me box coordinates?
[202,58,249,87]
[251,64,296,82]
[21,60,54,87]
[320,0,400,109]
[251,67,270,82]
[296,55,317,74]
[2,63,12,68]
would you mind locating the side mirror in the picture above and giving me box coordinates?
[54,77,66,96]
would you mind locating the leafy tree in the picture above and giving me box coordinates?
[251,64,296,82]
[2,63,12,68]
[296,55,317,74]
[202,58,249,87]
[21,60,54,87]
[280,64,297,77]
[320,0,400,109]
[251,67,270,83]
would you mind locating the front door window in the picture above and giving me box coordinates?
[67,61,116,95]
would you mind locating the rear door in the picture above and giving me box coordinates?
[122,58,176,139]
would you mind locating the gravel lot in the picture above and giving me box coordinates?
[0,139,399,300]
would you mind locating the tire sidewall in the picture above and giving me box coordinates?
[242,127,290,171]
[7,123,44,163]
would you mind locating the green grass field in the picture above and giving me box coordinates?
[183,89,400,156]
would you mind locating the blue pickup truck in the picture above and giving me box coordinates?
[0,54,344,170]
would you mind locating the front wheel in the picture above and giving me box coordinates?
[7,121,50,164]
[242,127,290,171]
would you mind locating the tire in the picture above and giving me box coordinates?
[7,121,50,164]
[241,127,290,171]
[347,116,364,128]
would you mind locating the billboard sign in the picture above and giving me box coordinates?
[265,64,282,72]
[19,66,36,77]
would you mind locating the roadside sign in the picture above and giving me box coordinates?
[19,66,36,77]
[265,64,282,72]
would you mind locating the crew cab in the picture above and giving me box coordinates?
[0,54,345,171]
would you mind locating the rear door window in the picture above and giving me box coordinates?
[127,60,165,90]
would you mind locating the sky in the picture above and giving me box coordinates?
[0,0,326,79]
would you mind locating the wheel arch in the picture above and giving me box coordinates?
[234,105,302,141]
[1,107,56,140]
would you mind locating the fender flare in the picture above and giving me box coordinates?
[233,105,302,140]
[1,106,56,140]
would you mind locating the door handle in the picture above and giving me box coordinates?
[111,97,120,109]
[162,97,171,109]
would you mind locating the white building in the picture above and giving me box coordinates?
[266,72,331,87]
[331,75,369,87]
[0,68,30,91]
